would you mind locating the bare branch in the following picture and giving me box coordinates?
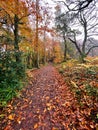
[87,23,98,31]
[56,0,94,12]
[68,37,82,55]
[86,45,98,55]
[19,13,31,21]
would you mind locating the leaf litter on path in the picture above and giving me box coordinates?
[0,65,97,129]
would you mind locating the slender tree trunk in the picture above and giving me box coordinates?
[27,53,31,68]
[35,0,39,68]
[14,14,20,62]
[64,41,67,61]
[63,34,67,61]
[43,28,46,64]
[82,21,87,54]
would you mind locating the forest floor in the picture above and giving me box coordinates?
[0,64,98,130]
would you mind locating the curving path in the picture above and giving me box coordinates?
[1,65,91,130]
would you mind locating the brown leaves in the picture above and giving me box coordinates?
[52,127,58,130]
[4,125,13,130]
[1,65,98,130]
[57,60,98,129]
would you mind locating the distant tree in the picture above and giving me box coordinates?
[55,5,69,61]
[41,4,52,64]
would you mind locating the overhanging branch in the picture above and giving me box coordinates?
[86,45,98,55]
[68,37,82,55]
[56,0,94,11]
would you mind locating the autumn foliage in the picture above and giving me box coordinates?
[57,57,98,129]
[0,0,98,130]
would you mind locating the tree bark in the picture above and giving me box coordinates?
[68,38,86,62]
[35,0,39,68]
[14,14,20,62]
[43,28,46,64]
[63,34,67,61]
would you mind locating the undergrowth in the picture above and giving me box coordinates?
[57,58,98,124]
[0,51,26,107]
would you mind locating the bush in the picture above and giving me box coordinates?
[0,51,26,107]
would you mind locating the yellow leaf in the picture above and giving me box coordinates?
[71,81,78,88]
[47,106,52,111]
[90,125,94,129]
[73,127,77,130]
[8,114,15,120]
[0,114,6,117]
[17,117,21,124]
[44,108,47,112]
[46,103,51,106]
[34,123,38,129]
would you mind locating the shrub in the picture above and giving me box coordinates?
[0,51,25,107]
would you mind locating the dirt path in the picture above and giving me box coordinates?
[1,65,93,130]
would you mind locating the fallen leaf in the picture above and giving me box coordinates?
[8,114,15,120]
[46,103,51,106]
[0,114,6,117]
[45,96,50,100]
[52,127,58,130]
[4,125,12,130]
[34,123,38,129]
[17,117,21,124]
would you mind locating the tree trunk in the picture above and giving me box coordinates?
[14,14,20,62]
[43,29,46,64]
[35,0,39,68]
[79,53,86,63]
[64,41,67,61]
[63,34,67,61]
[68,38,86,62]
